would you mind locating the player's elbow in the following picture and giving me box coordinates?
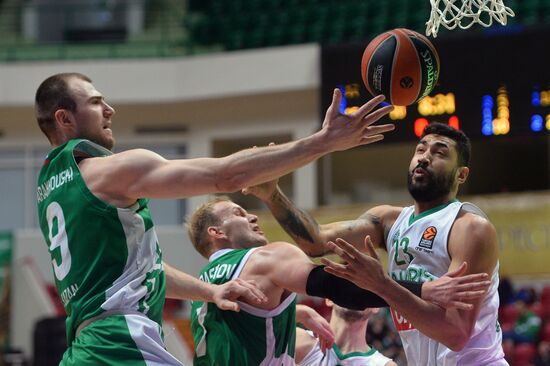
[302,245,328,258]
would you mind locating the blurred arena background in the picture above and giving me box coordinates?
[0,0,549,365]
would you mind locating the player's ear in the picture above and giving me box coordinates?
[207,226,225,239]
[457,166,469,184]
[53,109,74,127]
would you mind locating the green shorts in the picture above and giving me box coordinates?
[61,314,183,366]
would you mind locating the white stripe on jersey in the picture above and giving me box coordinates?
[102,203,160,312]
[125,314,184,366]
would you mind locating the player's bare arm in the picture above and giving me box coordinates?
[444,211,500,345]
[79,91,394,207]
[245,179,400,256]
[163,261,267,312]
[238,242,317,309]
[323,232,493,351]
[241,240,487,320]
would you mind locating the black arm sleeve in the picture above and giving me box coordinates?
[305,265,422,310]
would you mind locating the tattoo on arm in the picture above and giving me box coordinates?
[282,211,315,243]
[271,193,315,244]
[358,212,381,225]
[358,212,389,250]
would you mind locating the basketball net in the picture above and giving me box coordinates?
[426,0,515,37]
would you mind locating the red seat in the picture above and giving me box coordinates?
[500,303,520,324]
[540,322,550,342]
[541,286,550,304]
[513,343,536,365]
[502,339,514,361]
[500,321,514,333]
[529,302,544,318]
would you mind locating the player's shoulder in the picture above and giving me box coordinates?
[455,209,495,236]
[247,242,309,276]
[81,148,165,175]
[255,241,303,257]
[360,204,404,221]
[452,209,497,252]
[104,148,160,162]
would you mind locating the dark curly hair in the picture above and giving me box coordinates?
[422,122,471,167]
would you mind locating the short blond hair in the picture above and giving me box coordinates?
[186,196,230,258]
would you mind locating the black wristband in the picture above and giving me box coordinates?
[398,280,423,298]
[305,265,388,309]
[305,266,424,310]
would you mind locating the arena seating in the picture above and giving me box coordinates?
[541,322,550,343]
[512,343,537,365]
[500,284,550,365]
[185,0,550,51]
[1,0,549,61]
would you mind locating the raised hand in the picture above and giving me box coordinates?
[242,177,279,202]
[421,262,490,310]
[321,89,395,152]
[322,236,491,312]
[321,235,388,294]
[212,278,268,312]
[296,304,334,353]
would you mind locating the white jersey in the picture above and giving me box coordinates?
[386,200,507,365]
[298,331,392,366]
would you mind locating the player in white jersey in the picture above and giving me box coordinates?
[245,122,506,365]
[296,300,396,366]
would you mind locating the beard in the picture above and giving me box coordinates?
[86,132,115,151]
[407,164,456,202]
[97,133,115,151]
[95,137,115,151]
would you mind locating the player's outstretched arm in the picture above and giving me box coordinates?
[163,262,267,312]
[322,231,495,351]
[252,242,476,314]
[80,90,394,204]
[244,178,399,256]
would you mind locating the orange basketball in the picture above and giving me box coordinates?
[361,28,440,106]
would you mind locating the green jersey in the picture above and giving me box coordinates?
[191,248,296,366]
[37,139,166,344]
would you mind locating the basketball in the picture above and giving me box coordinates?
[361,28,440,106]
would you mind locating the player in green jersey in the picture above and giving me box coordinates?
[35,72,395,365]
[187,197,490,365]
